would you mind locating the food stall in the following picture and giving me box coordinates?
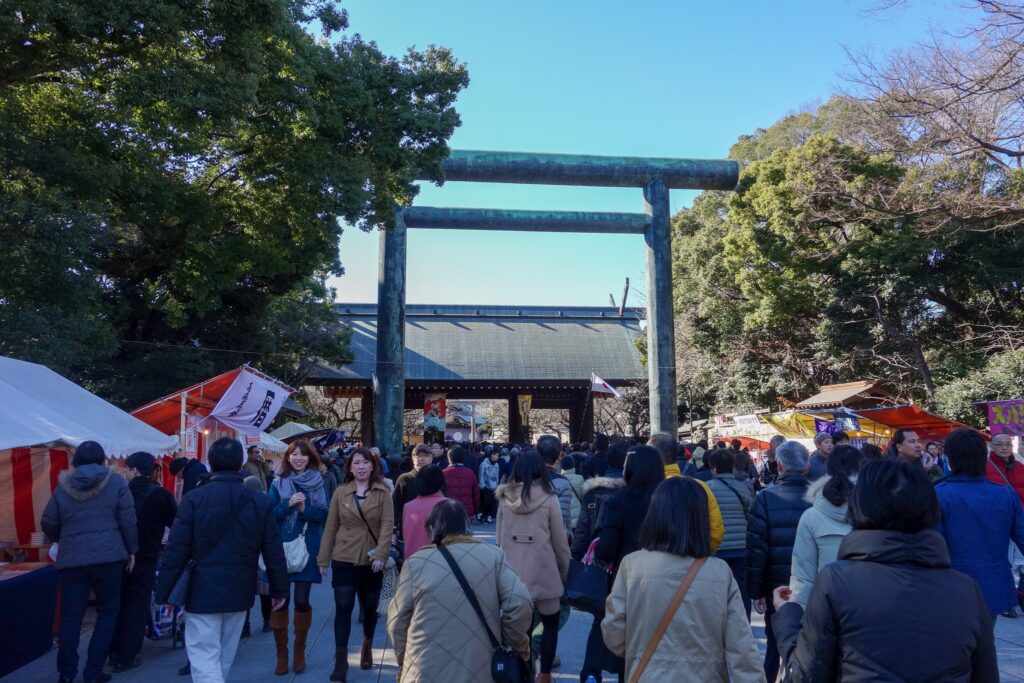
[0,355,179,677]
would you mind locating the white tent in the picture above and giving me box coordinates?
[269,421,316,440]
[0,355,179,548]
[259,431,288,454]
[0,356,179,456]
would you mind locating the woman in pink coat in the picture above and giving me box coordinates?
[402,465,449,559]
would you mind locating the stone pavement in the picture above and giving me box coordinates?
[7,521,1024,682]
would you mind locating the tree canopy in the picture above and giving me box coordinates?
[0,0,468,407]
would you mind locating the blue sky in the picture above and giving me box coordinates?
[329,1,960,307]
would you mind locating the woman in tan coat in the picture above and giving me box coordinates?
[388,500,534,682]
[602,477,764,683]
[496,449,571,683]
[317,448,394,682]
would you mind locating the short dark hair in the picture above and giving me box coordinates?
[594,433,609,453]
[247,444,260,453]
[821,445,863,507]
[860,443,884,461]
[848,459,939,533]
[608,440,629,470]
[72,441,106,467]
[536,435,562,465]
[730,438,742,451]
[944,428,987,477]
[833,430,850,444]
[125,451,156,476]
[208,437,244,472]
[888,428,917,458]
[448,446,465,465]
[414,464,446,496]
[344,447,384,484]
[706,448,735,474]
[426,499,471,544]
[639,477,711,559]
[561,453,576,471]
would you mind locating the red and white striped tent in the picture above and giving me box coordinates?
[0,356,179,547]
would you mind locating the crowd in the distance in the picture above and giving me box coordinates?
[38,425,1024,683]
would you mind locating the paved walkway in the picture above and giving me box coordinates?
[7,522,1024,682]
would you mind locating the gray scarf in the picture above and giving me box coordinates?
[273,468,327,536]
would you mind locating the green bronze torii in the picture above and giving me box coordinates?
[373,150,739,457]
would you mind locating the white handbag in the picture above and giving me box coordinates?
[260,522,309,574]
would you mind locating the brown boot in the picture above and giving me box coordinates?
[329,647,349,682]
[360,636,373,670]
[270,609,290,675]
[292,609,312,673]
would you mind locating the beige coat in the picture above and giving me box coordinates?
[602,550,766,683]
[495,482,571,602]
[387,536,533,683]
[317,480,394,567]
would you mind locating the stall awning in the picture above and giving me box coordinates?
[0,356,179,456]
[855,405,973,440]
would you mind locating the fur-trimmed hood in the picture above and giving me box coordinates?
[59,464,113,501]
[805,475,855,523]
[582,475,626,496]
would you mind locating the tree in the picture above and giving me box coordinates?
[0,0,468,406]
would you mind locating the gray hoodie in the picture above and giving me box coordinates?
[41,464,138,570]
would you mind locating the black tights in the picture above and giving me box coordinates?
[539,611,560,674]
[284,581,313,612]
[333,584,379,646]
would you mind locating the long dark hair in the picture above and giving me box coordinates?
[508,449,553,504]
[638,478,711,559]
[821,445,863,507]
[624,446,665,496]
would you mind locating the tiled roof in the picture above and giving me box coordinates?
[309,304,645,384]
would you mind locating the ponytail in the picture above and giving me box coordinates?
[822,474,854,507]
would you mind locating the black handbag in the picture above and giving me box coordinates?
[167,491,251,608]
[563,537,611,615]
[436,543,533,683]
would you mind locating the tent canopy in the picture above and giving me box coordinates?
[0,356,179,456]
[131,367,242,434]
[856,405,974,441]
[269,421,316,440]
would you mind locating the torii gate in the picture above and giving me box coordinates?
[373,150,739,457]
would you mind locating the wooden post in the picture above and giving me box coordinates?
[508,394,523,445]
[179,392,187,456]
[644,177,678,437]
[374,207,407,460]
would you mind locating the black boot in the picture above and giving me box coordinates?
[329,647,349,682]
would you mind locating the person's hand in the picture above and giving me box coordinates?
[773,586,796,612]
[753,598,767,614]
[320,566,329,577]
[371,559,385,573]
[126,554,135,573]
[922,453,936,469]
[289,492,305,508]
[271,597,287,611]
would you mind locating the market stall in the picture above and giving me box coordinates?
[0,355,179,676]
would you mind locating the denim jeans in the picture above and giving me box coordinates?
[57,561,124,680]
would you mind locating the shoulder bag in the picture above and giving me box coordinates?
[628,557,705,683]
[564,537,610,615]
[436,543,532,683]
[259,521,308,574]
[354,491,401,616]
[168,491,252,608]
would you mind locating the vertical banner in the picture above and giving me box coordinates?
[184,413,199,458]
[987,400,1024,436]
[208,367,293,435]
[518,395,532,424]
[424,393,447,443]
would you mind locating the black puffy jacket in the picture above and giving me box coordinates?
[155,472,288,613]
[746,473,810,600]
[570,476,625,560]
[774,529,997,683]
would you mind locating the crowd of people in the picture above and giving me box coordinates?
[37,424,1024,683]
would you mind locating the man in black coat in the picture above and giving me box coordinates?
[156,438,288,682]
[110,452,177,672]
[393,444,434,539]
[746,439,811,683]
[169,456,209,496]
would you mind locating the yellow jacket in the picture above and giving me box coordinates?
[664,463,724,551]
